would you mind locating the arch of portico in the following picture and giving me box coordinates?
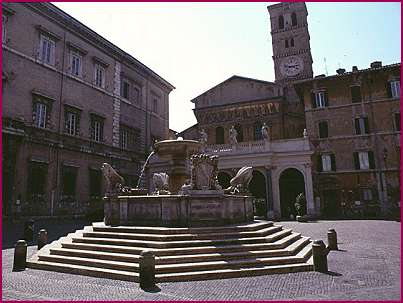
[270,164,316,219]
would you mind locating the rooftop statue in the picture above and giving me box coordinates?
[261,123,270,141]
[229,125,238,145]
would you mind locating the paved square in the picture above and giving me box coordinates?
[2,219,400,300]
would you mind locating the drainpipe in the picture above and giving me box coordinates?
[52,31,67,216]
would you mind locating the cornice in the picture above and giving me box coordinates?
[23,3,175,92]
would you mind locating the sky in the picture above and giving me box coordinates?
[53,2,401,132]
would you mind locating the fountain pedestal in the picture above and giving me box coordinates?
[154,139,201,193]
[104,193,253,227]
[104,139,255,227]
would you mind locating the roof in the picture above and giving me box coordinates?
[191,75,276,103]
[178,123,199,134]
[294,63,401,86]
[24,3,175,91]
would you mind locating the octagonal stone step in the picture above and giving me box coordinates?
[72,227,289,249]
[50,236,310,265]
[61,231,300,256]
[82,225,283,242]
[92,220,273,235]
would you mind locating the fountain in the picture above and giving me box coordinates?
[103,138,254,227]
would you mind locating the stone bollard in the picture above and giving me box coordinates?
[13,240,27,271]
[312,240,328,273]
[38,229,48,250]
[327,228,338,250]
[139,250,155,290]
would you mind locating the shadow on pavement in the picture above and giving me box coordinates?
[2,218,92,250]
[326,271,342,276]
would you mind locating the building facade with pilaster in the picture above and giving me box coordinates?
[2,3,174,219]
[294,62,400,218]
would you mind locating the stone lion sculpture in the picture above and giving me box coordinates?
[152,172,170,195]
[101,163,124,195]
[225,166,253,194]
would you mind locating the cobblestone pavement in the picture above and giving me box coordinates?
[2,219,401,301]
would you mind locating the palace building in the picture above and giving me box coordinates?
[181,2,400,219]
[2,3,174,219]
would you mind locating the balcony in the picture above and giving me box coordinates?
[207,137,312,155]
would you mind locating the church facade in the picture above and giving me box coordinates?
[181,2,400,219]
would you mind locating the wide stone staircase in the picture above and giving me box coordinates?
[27,221,313,283]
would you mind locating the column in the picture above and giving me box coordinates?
[304,163,316,218]
[270,167,281,219]
[265,166,274,219]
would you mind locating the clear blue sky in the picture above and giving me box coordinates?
[53,2,401,132]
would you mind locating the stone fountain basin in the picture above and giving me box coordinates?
[154,139,202,158]
[104,194,253,227]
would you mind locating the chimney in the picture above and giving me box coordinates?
[370,61,382,69]
[336,68,346,75]
[352,66,358,72]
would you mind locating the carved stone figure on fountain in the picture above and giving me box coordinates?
[224,166,253,194]
[261,123,270,141]
[190,154,221,191]
[101,163,124,196]
[229,125,238,145]
[152,172,170,195]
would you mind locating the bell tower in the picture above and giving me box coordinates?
[268,2,313,102]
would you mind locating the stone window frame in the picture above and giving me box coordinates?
[353,150,375,170]
[317,153,336,172]
[60,163,79,201]
[291,12,298,26]
[92,56,108,89]
[89,113,105,143]
[2,6,15,43]
[119,124,141,151]
[311,89,328,109]
[2,6,14,44]
[318,120,329,138]
[389,79,401,99]
[350,84,362,103]
[88,167,102,199]
[121,78,131,100]
[39,34,56,66]
[63,104,81,137]
[94,63,105,88]
[27,159,48,197]
[67,41,87,78]
[354,115,370,135]
[278,15,284,30]
[36,25,61,66]
[393,111,400,132]
[69,49,83,78]
[32,91,55,129]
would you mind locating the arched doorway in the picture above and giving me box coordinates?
[217,172,232,189]
[249,170,267,216]
[279,168,305,219]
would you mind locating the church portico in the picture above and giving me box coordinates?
[210,137,314,220]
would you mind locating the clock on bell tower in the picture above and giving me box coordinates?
[267,2,313,102]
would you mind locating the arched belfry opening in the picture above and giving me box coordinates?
[279,168,305,218]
